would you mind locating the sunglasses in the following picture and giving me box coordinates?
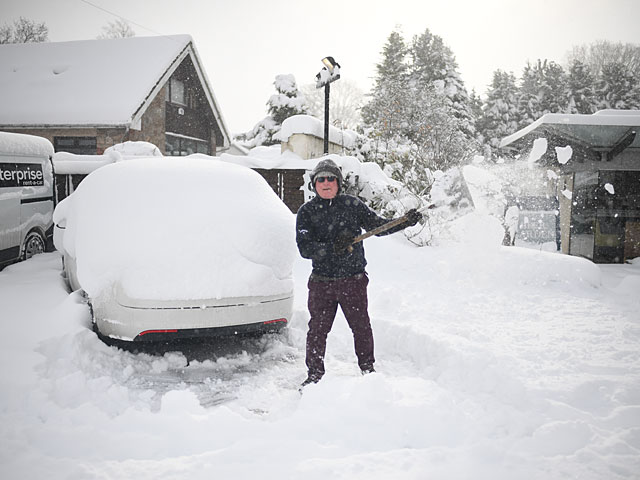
[316,176,337,183]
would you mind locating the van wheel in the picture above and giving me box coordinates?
[22,231,46,260]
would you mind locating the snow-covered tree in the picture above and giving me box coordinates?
[361,28,476,196]
[410,28,475,139]
[517,60,569,126]
[239,74,307,148]
[0,17,48,44]
[595,62,640,110]
[98,19,136,39]
[268,74,307,126]
[538,61,569,114]
[361,30,413,158]
[568,59,596,114]
[477,70,520,159]
[361,30,410,137]
[468,89,484,125]
[516,63,542,128]
[373,30,410,85]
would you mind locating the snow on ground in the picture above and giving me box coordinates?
[1,228,639,479]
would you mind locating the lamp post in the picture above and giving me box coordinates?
[315,56,341,154]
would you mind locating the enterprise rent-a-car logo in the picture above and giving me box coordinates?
[0,163,45,188]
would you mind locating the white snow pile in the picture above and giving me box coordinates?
[104,140,162,158]
[0,130,54,157]
[53,157,296,300]
[273,114,358,149]
[53,151,118,175]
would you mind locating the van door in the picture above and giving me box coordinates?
[0,159,22,262]
[17,156,54,248]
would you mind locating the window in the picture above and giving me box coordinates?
[167,78,186,106]
[53,137,97,155]
[165,134,209,156]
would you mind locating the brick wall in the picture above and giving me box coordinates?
[130,86,167,152]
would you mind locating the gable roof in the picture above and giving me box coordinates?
[0,35,230,146]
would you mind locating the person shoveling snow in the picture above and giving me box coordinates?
[296,159,423,387]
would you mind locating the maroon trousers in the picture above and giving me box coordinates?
[306,273,374,379]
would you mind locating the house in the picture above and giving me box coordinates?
[500,110,640,263]
[0,35,231,198]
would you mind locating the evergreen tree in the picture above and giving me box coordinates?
[516,59,568,127]
[239,74,307,148]
[374,30,409,85]
[361,30,410,140]
[595,62,640,110]
[410,28,475,139]
[568,59,596,114]
[477,70,520,160]
[468,89,483,124]
[517,62,542,128]
[538,61,569,114]
[361,28,475,195]
[361,30,413,162]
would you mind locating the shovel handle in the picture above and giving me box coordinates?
[351,204,434,245]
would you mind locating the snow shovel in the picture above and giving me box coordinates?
[349,203,435,247]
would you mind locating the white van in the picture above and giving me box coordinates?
[0,131,55,269]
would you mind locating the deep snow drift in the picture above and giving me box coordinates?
[1,225,639,479]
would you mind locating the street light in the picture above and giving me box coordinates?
[315,56,341,154]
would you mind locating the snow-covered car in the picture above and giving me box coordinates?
[53,157,296,342]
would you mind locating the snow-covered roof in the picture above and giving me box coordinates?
[273,115,357,149]
[500,110,640,150]
[0,35,230,145]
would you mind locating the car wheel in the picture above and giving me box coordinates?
[22,230,46,260]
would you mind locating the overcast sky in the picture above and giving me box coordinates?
[2,0,640,134]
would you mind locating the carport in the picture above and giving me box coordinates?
[500,110,640,263]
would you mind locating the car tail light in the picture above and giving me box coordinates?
[138,329,178,337]
[263,318,287,325]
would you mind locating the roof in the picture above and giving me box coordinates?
[500,110,640,151]
[0,36,230,146]
[273,115,357,148]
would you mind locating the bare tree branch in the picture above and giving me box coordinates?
[97,19,136,39]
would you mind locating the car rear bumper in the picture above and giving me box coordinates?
[92,290,294,342]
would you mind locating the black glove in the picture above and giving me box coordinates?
[404,208,422,227]
[334,233,354,255]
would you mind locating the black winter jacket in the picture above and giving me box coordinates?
[296,194,406,278]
